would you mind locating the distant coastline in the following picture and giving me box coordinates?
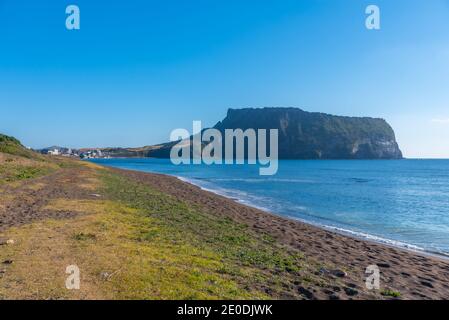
[37,107,404,160]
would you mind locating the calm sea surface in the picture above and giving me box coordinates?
[90,158,449,256]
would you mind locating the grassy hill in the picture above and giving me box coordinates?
[0,134,55,184]
[0,134,42,160]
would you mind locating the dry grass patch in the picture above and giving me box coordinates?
[0,194,15,211]
[75,167,102,191]
[79,161,107,170]
[0,199,264,300]
[79,179,101,191]
[25,182,47,191]
[0,153,58,185]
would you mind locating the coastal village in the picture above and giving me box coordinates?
[37,147,108,159]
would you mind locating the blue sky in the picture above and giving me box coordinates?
[1,0,449,158]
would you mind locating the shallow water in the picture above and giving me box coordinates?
[91,158,449,256]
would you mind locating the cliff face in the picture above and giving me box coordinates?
[213,108,403,159]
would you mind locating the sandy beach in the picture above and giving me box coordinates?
[113,167,449,300]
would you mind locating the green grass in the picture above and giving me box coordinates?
[381,289,401,298]
[72,232,97,241]
[102,172,303,270]
[1,199,266,299]
[0,162,54,184]
[100,171,310,297]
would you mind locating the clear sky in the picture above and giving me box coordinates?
[1,0,448,158]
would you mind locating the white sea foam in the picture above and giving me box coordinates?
[209,178,316,183]
[176,176,273,212]
[319,224,424,251]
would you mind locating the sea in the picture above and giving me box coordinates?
[90,158,449,257]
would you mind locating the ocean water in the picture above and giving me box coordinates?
[90,158,449,256]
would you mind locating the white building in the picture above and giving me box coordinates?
[48,149,60,156]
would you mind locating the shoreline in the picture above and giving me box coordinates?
[88,158,449,259]
[177,174,449,261]
[109,166,449,299]
[127,169,449,260]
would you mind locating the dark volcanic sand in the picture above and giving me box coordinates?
[114,168,449,300]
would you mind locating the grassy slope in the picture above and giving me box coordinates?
[0,134,42,160]
[0,134,55,185]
